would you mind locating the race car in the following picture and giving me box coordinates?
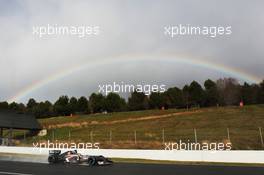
[48,150,113,166]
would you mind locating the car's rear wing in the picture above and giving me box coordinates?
[49,150,61,155]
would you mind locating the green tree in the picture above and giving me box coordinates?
[7,102,25,113]
[164,87,184,108]
[89,93,106,113]
[54,95,70,116]
[68,97,78,114]
[241,82,259,105]
[204,79,219,106]
[32,101,53,118]
[27,98,38,109]
[258,80,264,104]
[105,93,126,112]
[188,81,204,107]
[18,103,26,113]
[77,96,89,113]
[44,100,54,116]
[149,92,165,109]
[128,91,148,111]
[9,102,20,111]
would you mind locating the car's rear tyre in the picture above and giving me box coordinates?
[88,157,97,166]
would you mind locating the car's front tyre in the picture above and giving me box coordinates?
[48,156,56,164]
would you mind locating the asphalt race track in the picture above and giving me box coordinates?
[0,160,263,175]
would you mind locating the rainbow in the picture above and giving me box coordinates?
[7,53,262,103]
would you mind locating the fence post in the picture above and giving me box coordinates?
[23,130,26,141]
[68,130,71,141]
[259,127,264,148]
[194,128,197,143]
[109,130,112,144]
[227,128,230,141]
[134,130,137,144]
[162,129,165,143]
[90,131,93,143]
[52,130,55,141]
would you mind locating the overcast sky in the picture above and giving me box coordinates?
[0,0,263,103]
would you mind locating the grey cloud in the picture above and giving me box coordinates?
[0,0,263,102]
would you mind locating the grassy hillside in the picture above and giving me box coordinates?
[24,105,264,150]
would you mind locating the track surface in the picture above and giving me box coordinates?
[0,161,263,175]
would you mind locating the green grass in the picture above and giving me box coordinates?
[19,105,264,150]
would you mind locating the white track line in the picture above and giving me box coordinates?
[0,171,33,175]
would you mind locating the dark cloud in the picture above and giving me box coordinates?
[0,0,263,102]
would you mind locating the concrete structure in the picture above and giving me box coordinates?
[0,110,41,146]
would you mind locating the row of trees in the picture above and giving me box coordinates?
[0,78,264,118]
[128,78,264,110]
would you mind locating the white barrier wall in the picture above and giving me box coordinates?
[0,146,263,164]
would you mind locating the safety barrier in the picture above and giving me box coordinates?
[0,146,263,164]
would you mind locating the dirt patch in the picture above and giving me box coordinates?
[45,110,202,129]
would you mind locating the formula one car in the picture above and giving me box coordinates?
[48,150,113,166]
